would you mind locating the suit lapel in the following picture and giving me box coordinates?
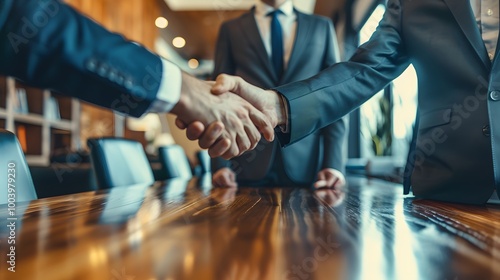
[282,10,311,83]
[443,0,491,69]
[240,8,278,81]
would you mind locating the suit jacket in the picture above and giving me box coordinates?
[0,0,161,118]
[275,0,498,203]
[212,8,348,185]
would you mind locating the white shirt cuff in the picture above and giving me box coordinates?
[148,58,182,112]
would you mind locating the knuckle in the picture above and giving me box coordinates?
[240,143,250,151]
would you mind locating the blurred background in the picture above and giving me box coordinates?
[71,0,417,162]
[0,0,418,181]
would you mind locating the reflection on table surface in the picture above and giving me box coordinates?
[1,175,499,280]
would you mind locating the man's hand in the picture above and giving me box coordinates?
[313,168,346,189]
[177,74,289,156]
[171,72,274,159]
[211,74,287,128]
[212,168,238,188]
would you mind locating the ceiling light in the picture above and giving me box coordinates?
[155,17,168,29]
[188,59,199,69]
[172,37,186,48]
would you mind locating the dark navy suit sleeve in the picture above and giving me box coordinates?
[0,0,162,118]
[275,0,410,145]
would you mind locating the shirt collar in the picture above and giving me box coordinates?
[255,1,294,17]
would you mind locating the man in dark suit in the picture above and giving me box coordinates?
[190,0,500,204]
[0,0,275,159]
[210,0,347,189]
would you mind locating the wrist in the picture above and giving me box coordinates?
[268,90,286,126]
[171,72,191,116]
[171,90,189,116]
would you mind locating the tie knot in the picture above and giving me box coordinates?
[267,10,283,18]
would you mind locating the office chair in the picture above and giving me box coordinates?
[87,138,154,189]
[158,145,192,180]
[0,129,37,204]
[196,150,211,174]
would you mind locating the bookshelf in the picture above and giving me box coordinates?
[0,76,6,127]
[0,76,80,166]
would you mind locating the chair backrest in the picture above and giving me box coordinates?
[196,150,211,174]
[158,145,192,180]
[87,138,154,189]
[0,129,37,204]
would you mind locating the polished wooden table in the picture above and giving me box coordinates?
[1,175,500,280]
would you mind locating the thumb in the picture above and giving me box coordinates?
[185,122,206,141]
[212,74,241,95]
[314,171,327,188]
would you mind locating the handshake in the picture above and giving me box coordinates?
[171,73,287,159]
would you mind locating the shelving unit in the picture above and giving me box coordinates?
[0,76,6,124]
[0,76,80,166]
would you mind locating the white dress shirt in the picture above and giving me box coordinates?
[470,0,499,60]
[254,1,297,132]
[254,0,297,70]
[147,58,182,113]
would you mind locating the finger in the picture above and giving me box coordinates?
[208,137,231,158]
[324,174,337,188]
[244,123,261,151]
[249,108,275,142]
[212,177,221,188]
[184,122,206,141]
[221,140,240,160]
[223,174,238,188]
[229,171,236,182]
[329,176,341,188]
[333,176,346,188]
[314,180,328,188]
[198,122,224,149]
[220,175,232,188]
[212,173,222,188]
[235,130,251,156]
[317,172,326,181]
[175,118,187,130]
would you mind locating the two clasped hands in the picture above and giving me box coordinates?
[172,73,346,190]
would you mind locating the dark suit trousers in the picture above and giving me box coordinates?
[237,149,308,188]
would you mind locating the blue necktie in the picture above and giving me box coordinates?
[268,10,284,79]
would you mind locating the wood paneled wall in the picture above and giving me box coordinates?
[64,0,161,147]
